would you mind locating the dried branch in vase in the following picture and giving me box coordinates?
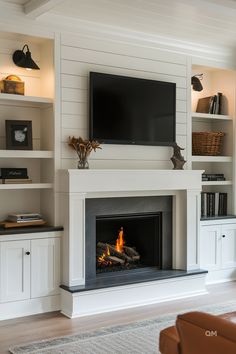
[68,136,101,169]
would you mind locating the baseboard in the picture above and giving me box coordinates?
[0,295,61,320]
[206,268,236,284]
[61,274,207,318]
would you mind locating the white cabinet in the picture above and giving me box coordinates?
[200,221,236,273]
[31,238,60,298]
[0,240,31,302]
[200,225,221,270]
[221,224,236,268]
[0,236,60,303]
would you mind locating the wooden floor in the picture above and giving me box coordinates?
[0,281,236,354]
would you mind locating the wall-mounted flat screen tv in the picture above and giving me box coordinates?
[89,72,176,146]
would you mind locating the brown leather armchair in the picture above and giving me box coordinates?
[159,311,236,354]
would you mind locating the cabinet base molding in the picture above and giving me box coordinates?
[61,274,207,318]
[206,268,236,284]
[0,295,60,320]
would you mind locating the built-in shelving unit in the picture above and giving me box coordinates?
[191,156,232,163]
[0,93,53,107]
[201,180,232,186]
[0,150,54,158]
[191,64,236,219]
[0,32,55,224]
[0,183,53,190]
[192,112,231,121]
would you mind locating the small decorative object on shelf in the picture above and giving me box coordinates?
[170,143,186,170]
[5,120,32,150]
[0,74,24,95]
[68,136,101,169]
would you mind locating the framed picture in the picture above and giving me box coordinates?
[5,120,32,150]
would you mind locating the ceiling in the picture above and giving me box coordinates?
[2,0,236,51]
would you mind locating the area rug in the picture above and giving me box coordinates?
[9,301,236,354]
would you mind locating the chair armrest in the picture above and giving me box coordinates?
[176,311,236,354]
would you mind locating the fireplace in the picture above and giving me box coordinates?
[85,196,172,282]
[59,169,206,318]
[96,212,162,274]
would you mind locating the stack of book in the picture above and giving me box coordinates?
[0,213,46,228]
[202,173,225,182]
[196,92,222,115]
[0,168,32,184]
[208,93,222,114]
[201,192,227,218]
[6,213,43,223]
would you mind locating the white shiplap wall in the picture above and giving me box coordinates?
[60,33,188,169]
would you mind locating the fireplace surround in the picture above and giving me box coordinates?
[59,169,207,318]
[86,196,172,282]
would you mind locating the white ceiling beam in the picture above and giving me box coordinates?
[24,0,64,19]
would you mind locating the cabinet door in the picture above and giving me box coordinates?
[200,225,221,270]
[31,238,60,298]
[0,240,31,302]
[221,224,236,268]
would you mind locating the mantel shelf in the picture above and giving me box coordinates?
[192,112,231,121]
[0,150,54,158]
[192,156,232,163]
[0,183,53,190]
[202,180,232,186]
[0,93,53,107]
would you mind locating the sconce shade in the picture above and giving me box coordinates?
[12,44,40,70]
[191,75,203,91]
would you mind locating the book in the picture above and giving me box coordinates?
[0,168,28,179]
[196,96,213,113]
[201,192,227,218]
[0,178,32,184]
[7,213,42,222]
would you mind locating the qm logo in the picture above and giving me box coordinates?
[205,330,217,337]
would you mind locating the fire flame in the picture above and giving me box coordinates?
[116,227,124,253]
[97,228,125,266]
[98,246,111,265]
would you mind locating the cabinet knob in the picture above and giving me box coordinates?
[25,251,30,255]
[222,235,226,238]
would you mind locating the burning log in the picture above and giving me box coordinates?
[97,242,141,263]
[123,245,140,260]
[107,256,125,265]
[97,242,133,262]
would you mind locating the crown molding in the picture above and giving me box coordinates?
[40,13,236,68]
[0,2,235,68]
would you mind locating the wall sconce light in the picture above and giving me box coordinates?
[12,44,40,70]
[191,74,203,91]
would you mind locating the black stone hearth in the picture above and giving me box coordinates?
[61,269,208,293]
[85,196,172,284]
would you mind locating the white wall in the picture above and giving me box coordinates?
[59,33,188,170]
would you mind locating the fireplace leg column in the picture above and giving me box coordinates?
[60,192,86,286]
[173,189,201,271]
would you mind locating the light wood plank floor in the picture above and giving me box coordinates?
[0,281,236,354]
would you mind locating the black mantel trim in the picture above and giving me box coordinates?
[0,225,63,236]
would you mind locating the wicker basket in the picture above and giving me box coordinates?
[192,132,224,156]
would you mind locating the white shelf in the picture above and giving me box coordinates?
[192,112,231,121]
[0,150,54,158]
[192,156,232,163]
[0,93,53,107]
[0,183,53,190]
[202,180,232,186]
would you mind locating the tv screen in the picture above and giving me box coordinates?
[89,72,176,146]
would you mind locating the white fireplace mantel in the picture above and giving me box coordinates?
[58,169,206,318]
[59,169,204,194]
